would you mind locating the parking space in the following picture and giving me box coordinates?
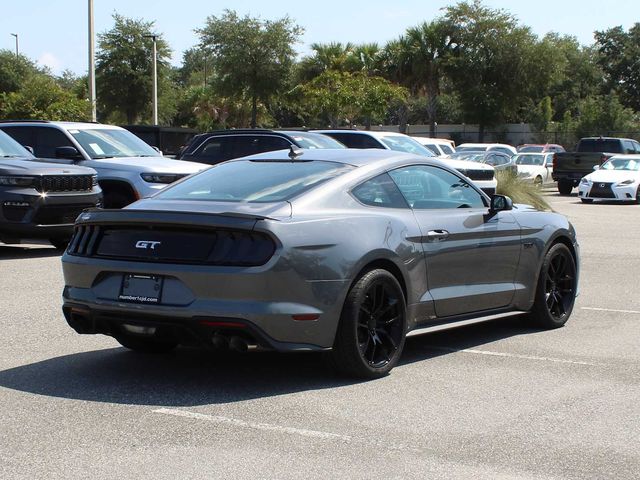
[0,191,639,479]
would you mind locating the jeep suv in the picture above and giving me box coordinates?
[0,129,101,249]
[0,121,208,208]
[176,129,345,165]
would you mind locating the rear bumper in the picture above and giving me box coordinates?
[62,302,329,352]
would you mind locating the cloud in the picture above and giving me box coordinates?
[38,52,63,74]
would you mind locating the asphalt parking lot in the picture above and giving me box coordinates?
[1,191,638,479]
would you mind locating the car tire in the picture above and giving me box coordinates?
[580,198,593,204]
[557,180,573,195]
[534,176,543,188]
[49,237,70,251]
[328,269,407,379]
[103,190,135,209]
[115,335,178,354]
[529,243,577,329]
[635,186,640,204]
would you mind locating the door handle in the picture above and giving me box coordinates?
[425,229,450,242]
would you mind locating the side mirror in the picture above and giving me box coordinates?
[593,165,600,171]
[490,194,513,212]
[24,145,35,155]
[55,146,82,160]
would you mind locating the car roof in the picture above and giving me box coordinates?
[314,129,410,139]
[0,120,121,130]
[236,147,425,167]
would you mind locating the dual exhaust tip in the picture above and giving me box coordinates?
[211,333,250,353]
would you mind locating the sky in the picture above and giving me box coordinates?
[2,0,639,76]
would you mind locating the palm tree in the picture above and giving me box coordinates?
[383,20,455,136]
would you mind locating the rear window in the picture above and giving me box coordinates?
[577,139,624,153]
[156,160,354,203]
[290,132,346,149]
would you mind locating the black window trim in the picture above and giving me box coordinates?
[194,133,295,157]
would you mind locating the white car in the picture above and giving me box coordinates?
[411,137,456,156]
[514,152,555,186]
[439,157,497,196]
[457,143,517,156]
[578,155,640,204]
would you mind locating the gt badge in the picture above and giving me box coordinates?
[135,240,161,250]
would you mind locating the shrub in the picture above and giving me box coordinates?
[496,171,551,211]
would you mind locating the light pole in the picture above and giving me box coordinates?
[88,0,96,122]
[10,33,18,58]
[144,34,158,125]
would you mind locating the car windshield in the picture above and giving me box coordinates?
[378,136,435,156]
[518,146,544,153]
[69,128,159,159]
[515,154,545,166]
[156,160,354,203]
[290,132,346,149]
[0,130,34,159]
[601,158,640,171]
[448,152,485,162]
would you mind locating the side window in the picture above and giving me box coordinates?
[440,144,455,155]
[35,128,74,158]
[623,140,635,154]
[253,136,292,153]
[328,133,384,149]
[0,126,37,149]
[493,147,514,156]
[351,173,408,208]
[389,165,486,209]
[423,144,440,155]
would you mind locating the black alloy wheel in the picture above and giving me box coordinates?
[530,243,577,329]
[329,269,407,378]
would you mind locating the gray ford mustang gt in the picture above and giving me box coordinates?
[61,148,579,378]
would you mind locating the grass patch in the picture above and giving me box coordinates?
[496,171,551,211]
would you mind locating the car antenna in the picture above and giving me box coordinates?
[288,145,304,161]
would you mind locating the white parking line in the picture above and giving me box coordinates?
[153,408,424,453]
[581,307,640,315]
[426,346,606,366]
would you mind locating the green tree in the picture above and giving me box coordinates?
[595,24,640,112]
[443,0,541,140]
[394,20,456,135]
[0,75,90,121]
[572,94,637,138]
[197,10,302,128]
[301,70,407,128]
[96,14,172,124]
[0,50,42,94]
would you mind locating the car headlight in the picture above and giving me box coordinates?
[618,179,635,186]
[140,173,186,184]
[0,175,35,187]
[580,178,591,185]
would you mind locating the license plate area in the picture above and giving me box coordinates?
[119,274,163,304]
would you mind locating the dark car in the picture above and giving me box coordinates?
[61,149,579,379]
[176,129,346,165]
[448,150,517,175]
[0,130,102,249]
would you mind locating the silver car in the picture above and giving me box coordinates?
[61,149,580,378]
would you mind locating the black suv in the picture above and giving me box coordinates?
[0,130,102,249]
[176,129,345,165]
